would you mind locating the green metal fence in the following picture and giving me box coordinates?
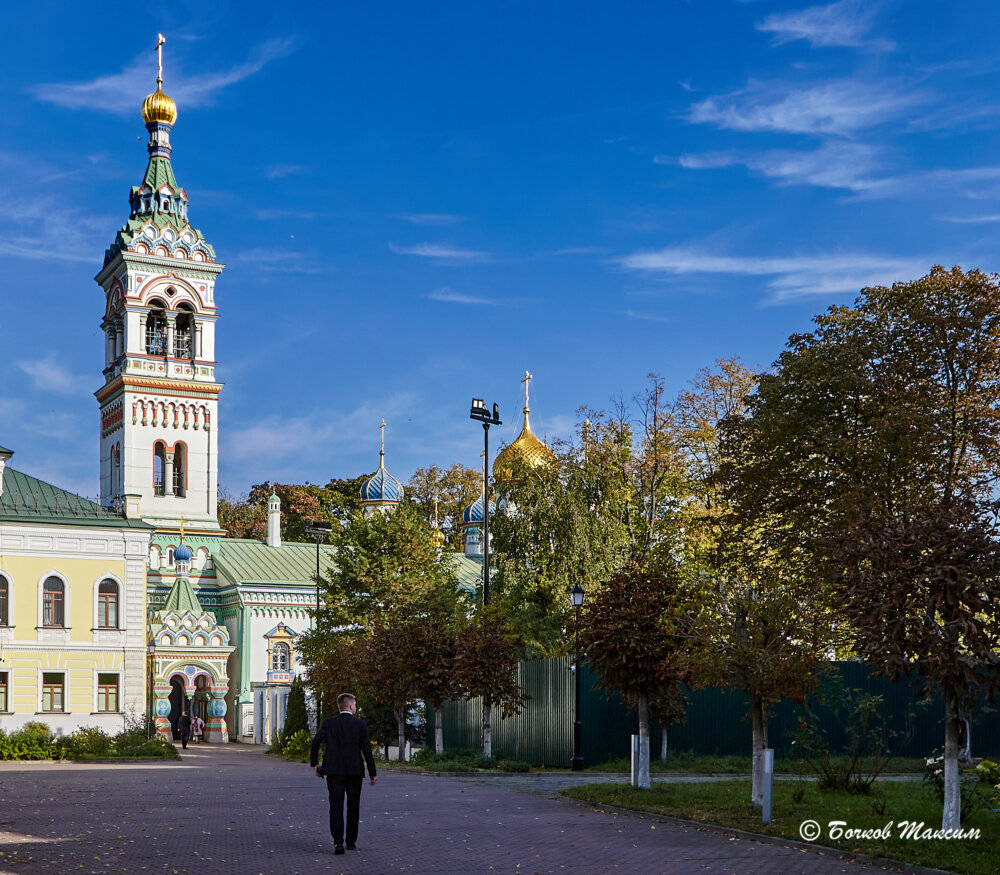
[431,658,1000,767]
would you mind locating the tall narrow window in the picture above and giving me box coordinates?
[0,672,8,712]
[145,300,167,355]
[272,642,290,672]
[111,445,121,499]
[97,674,119,713]
[42,672,64,712]
[175,304,194,360]
[0,575,8,626]
[98,580,119,629]
[154,443,166,496]
[173,444,186,497]
[42,577,65,627]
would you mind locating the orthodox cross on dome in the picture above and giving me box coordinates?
[521,370,533,414]
[155,33,166,84]
[379,418,386,468]
[178,515,186,544]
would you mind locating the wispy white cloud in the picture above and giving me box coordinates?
[389,242,490,263]
[228,247,323,273]
[224,394,418,465]
[688,78,922,136]
[428,287,502,306]
[265,164,305,179]
[756,0,891,49]
[15,355,92,395]
[32,37,295,115]
[0,191,111,263]
[674,141,882,192]
[626,309,672,323]
[674,142,1000,201]
[618,247,930,303]
[397,213,466,226]
[939,214,1000,224]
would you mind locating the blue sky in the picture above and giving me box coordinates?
[3,0,1000,497]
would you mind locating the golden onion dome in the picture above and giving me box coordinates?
[493,371,555,481]
[142,84,177,125]
[431,527,446,548]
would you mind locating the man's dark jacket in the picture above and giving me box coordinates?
[310,712,377,778]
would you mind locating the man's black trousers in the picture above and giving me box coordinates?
[326,774,363,844]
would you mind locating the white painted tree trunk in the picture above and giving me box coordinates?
[751,696,767,807]
[434,703,444,755]
[637,694,651,790]
[396,709,407,762]
[660,725,668,762]
[942,699,961,831]
[483,699,493,758]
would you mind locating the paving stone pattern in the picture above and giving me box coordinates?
[0,745,888,874]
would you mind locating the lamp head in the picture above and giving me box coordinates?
[570,584,585,608]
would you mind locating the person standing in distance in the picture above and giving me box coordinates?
[177,710,192,749]
[310,692,377,855]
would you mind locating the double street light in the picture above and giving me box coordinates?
[469,398,501,606]
[570,584,585,771]
[304,520,333,615]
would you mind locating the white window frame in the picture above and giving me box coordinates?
[92,573,126,631]
[37,570,70,630]
[38,668,67,714]
[93,669,122,714]
[0,570,13,628]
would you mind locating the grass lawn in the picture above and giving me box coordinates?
[563,779,999,875]
[583,751,927,775]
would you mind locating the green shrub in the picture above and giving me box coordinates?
[498,759,531,773]
[113,725,151,756]
[135,738,179,758]
[281,729,312,760]
[0,726,54,761]
[57,726,114,759]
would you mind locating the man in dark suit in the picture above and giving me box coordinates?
[310,692,377,855]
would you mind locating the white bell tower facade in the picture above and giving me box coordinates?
[95,35,223,536]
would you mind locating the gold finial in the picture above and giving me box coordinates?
[433,494,440,528]
[142,33,177,126]
[379,418,386,467]
[178,516,186,544]
[155,33,166,84]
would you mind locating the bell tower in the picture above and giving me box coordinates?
[94,34,223,539]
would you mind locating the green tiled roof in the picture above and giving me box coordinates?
[215,539,337,586]
[0,444,12,455]
[159,574,203,616]
[449,553,482,594]
[214,537,480,595]
[0,467,151,529]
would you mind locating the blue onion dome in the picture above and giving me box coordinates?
[359,420,403,507]
[174,543,192,562]
[360,466,404,505]
[462,494,496,526]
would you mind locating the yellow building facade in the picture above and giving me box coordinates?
[0,446,152,736]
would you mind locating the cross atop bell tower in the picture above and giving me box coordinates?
[94,34,224,541]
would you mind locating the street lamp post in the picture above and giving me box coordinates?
[147,642,157,739]
[570,584,585,771]
[304,520,333,617]
[469,398,501,606]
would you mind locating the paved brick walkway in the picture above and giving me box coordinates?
[0,745,889,874]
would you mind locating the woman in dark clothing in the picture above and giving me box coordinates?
[178,711,192,749]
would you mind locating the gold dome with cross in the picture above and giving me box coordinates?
[492,371,555,482]
[141,34,178,125]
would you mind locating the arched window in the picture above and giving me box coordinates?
[154,442,166,495]
[43,577,65,627]
[173,444,186,497]
[145,300,167,355]
[272,642,290,672]
[175,304,194,360]
[0,575,9,626]
[98,580,119,629]
[111,445,121,499]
